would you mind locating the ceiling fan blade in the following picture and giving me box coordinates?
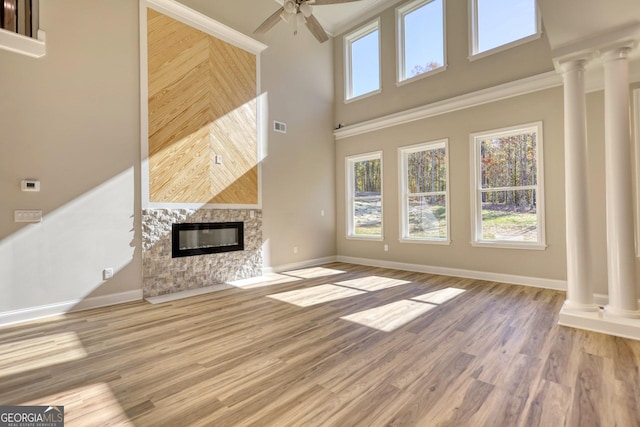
[310,0,363,5]
[305,14,330,43]
[254,6,285,34]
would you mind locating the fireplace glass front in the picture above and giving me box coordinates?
[172,222,244,258]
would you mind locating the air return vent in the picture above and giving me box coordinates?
[273,121,287,134]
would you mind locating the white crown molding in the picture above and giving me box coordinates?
[333,71,563,140]
[145,0,267,54]
[0,28,45,58]
[336,255,567,291]
[0,290,143,327]
[552,22,640,67]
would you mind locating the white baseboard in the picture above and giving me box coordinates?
[336,255,567,291]
[559,307,640,341]
[0,290,143,327]
[263,256,338,275]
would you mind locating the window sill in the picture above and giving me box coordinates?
[344,88,382,104]
[396,64,447,87]
[399,238,450,245]
[347,235,384,242]
[468,32,542,62]
[0,28,46,58]
[470,241,547,250]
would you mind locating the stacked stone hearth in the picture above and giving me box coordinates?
[142,209,263,298]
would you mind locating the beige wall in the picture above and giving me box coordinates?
[336,88,568,282]
[0,0,141,312]
[333,0,554,126]
[0,0,336,316]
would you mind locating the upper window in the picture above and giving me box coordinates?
[397,0,445,84]
[469,0,540,58]
[346,152,383,239]
[399,140,449,243]
[344,19,381,101]
[471,122,545,248]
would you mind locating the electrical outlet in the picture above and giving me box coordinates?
[384,244,389,252]
[293,246,298,254]
[103,268,114,280]
[320,210,325,217]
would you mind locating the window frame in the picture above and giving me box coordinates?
[396,0,447,86]
[346,151,384,241]
[468,0,542,61]
[470,122,546,250]
[344,18,382,103]
[399,139,451,244]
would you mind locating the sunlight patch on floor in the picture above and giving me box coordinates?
[227,273,301,289]
[340,300,438,332]
[334,276,411,291]
[267,284,366,307]
[282,267,346,279]
[22,382,135,426]
[411,287,467,304]
[0,332,88,377]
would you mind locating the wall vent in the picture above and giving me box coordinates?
[273,121,287,134]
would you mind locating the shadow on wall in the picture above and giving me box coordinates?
[0,168,138,317]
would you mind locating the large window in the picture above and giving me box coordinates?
[471,122,545,248]
[397,0,445,84]
[346,152,383,239]
[399,140,449,243]
[344,19,381,101]
[469,0,540,58]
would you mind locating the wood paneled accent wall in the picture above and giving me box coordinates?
[147,9,258,204]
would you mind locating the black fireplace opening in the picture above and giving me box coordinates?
[172,222,244,258]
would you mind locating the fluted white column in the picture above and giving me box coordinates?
[560,59,599,313]
[601,45,640,319]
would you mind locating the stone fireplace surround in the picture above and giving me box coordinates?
[142,209,263,298]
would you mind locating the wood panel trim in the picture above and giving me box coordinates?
[145,0,267,54]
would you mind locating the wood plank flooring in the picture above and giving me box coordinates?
[1,263,639,426]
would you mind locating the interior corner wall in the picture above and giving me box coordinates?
[0,0,142,314]
[333,0,555,127]
[335,88,570,284]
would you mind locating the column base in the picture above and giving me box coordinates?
[603,304,640,319]
[559,306,640,341]
[561,299,600,313]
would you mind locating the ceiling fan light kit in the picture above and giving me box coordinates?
[254,0,363,43]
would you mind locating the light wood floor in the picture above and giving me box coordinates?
[1,263,640,426]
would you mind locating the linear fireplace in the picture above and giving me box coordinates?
[172,222,244,258]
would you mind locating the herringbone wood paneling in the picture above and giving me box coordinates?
[147,9,258,204]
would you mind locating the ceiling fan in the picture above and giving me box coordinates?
[254,0,363,43]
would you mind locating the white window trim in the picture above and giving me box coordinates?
[634,89,640,257]
[396,0,447,86]
[398,139,451,244]
[469,121,547,250]
[346,151,384,241]
[467,0,542,61]
[344,18,381,103]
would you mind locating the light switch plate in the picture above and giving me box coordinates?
[15,210,43,223]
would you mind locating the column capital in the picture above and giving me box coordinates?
[557,57,589,74]
[599,42,636,62]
